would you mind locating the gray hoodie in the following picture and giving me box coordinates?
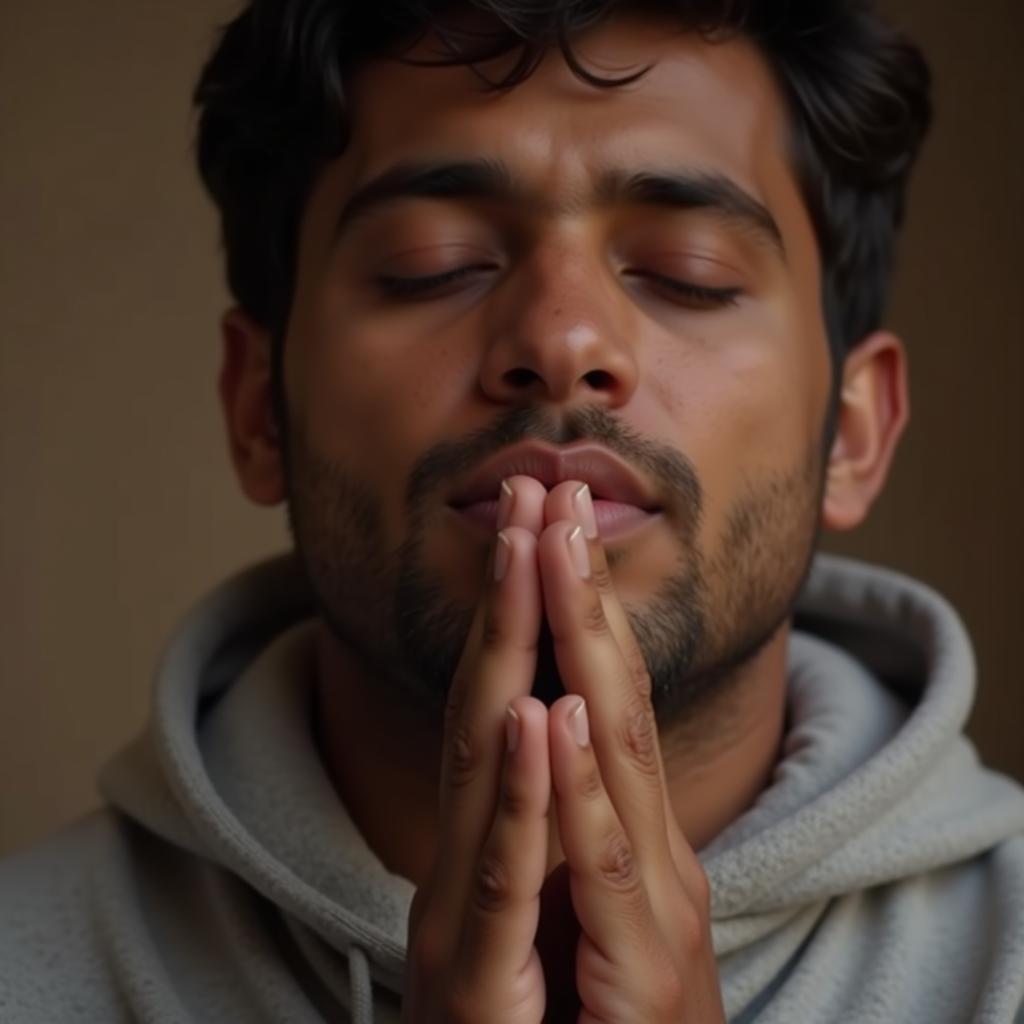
[2,553,1023,1023]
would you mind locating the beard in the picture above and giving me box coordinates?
[285,404,825,730]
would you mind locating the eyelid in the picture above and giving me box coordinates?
[376,265,742,312]
[624,269,742,307]
[375,263,498,297]
[647,249,743,274]
[375,240,492,267]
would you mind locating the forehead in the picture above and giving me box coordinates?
[339,14,800,224]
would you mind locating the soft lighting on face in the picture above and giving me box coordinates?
[565,324,598,351]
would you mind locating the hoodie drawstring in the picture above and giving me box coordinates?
[347,944,373,1024]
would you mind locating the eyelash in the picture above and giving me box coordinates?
[640,273,742,308]
[378,265,487,297]
[376,266,741,308]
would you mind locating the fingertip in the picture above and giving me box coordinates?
[509,693,548,718]
[498,524,539,549]
[506,696,549,760]
[503,475,547,535]
[536,521,600,637]
[549,695,589,748]
[569,697,590,748]
[506,693,545,730]
[504,704,521,754]
[494,531,513,582]
[543,480,583,525]
[491,526,538,590]
[547,697,599,806]
[503,698,551,800]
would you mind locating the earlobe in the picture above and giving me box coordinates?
[219,307,286,506]
[821,330,909,532]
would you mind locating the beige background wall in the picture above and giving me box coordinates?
[1,1,1021,857]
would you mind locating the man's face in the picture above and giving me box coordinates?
[281,15,833,719]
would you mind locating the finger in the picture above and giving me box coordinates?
[544,481,692,871]
[444,473,547,718]
[548,695,674,976]
[552,698,712,1022]
[439,476,545,822]
[499,474,548,538]
[455,696,550,1002]
[537,518,672,877]
[543,480,652,695]
[549,483,708,890]
[432,479,546,925]
[436,525,540,893]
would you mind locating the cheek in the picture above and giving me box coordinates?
[720,324,823,453]
[291,290,480,529]
[648,299,825,530]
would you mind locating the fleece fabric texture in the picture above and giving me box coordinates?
[1,552,1023,1023]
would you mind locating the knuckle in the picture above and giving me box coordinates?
[581,597,610,637]
[482,610,536,658]
[618,697,661,777]
[577,763,605,802]
[448,722,479,788]
[498,775,531,818]
[480,610,507,651]
[597,830,641,893]
[628,650,653,697]
[473,853,512,914]
[675,902,706,957]
[591,562,614,592]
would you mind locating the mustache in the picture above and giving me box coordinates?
[404,405,704,533]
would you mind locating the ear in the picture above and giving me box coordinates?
[821,329,909,532]
[219,307,285,506]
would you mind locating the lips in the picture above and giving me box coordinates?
[448,441,662,538]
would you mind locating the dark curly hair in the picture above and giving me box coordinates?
[193,0,930,420]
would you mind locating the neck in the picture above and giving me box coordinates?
[314,622,790,886]
[657,631,790,851]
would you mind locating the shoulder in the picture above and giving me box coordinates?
[854,837,1024,1022]
[0,810,130,1022]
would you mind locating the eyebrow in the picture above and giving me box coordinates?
[333,157,786,260]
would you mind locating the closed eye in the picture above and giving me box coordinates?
[629,271,741,309]
[376,264,496,298]
[376,266,742,308]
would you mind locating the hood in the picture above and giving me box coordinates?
[98,551,1024,1019]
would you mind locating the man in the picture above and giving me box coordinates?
[2,1,1024,1021]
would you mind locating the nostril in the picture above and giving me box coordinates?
[584,369,615,389]
[504,367,539,388]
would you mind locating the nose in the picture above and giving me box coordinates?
[477,243,639,410]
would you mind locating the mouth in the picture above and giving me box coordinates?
[447,440,663,542]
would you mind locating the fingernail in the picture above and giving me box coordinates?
[569,698,590,747]
[573,483,599,540]
[505,706,521,754]
[496,479,514,531]
[494,531,512,582]
[567,525,591,579]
